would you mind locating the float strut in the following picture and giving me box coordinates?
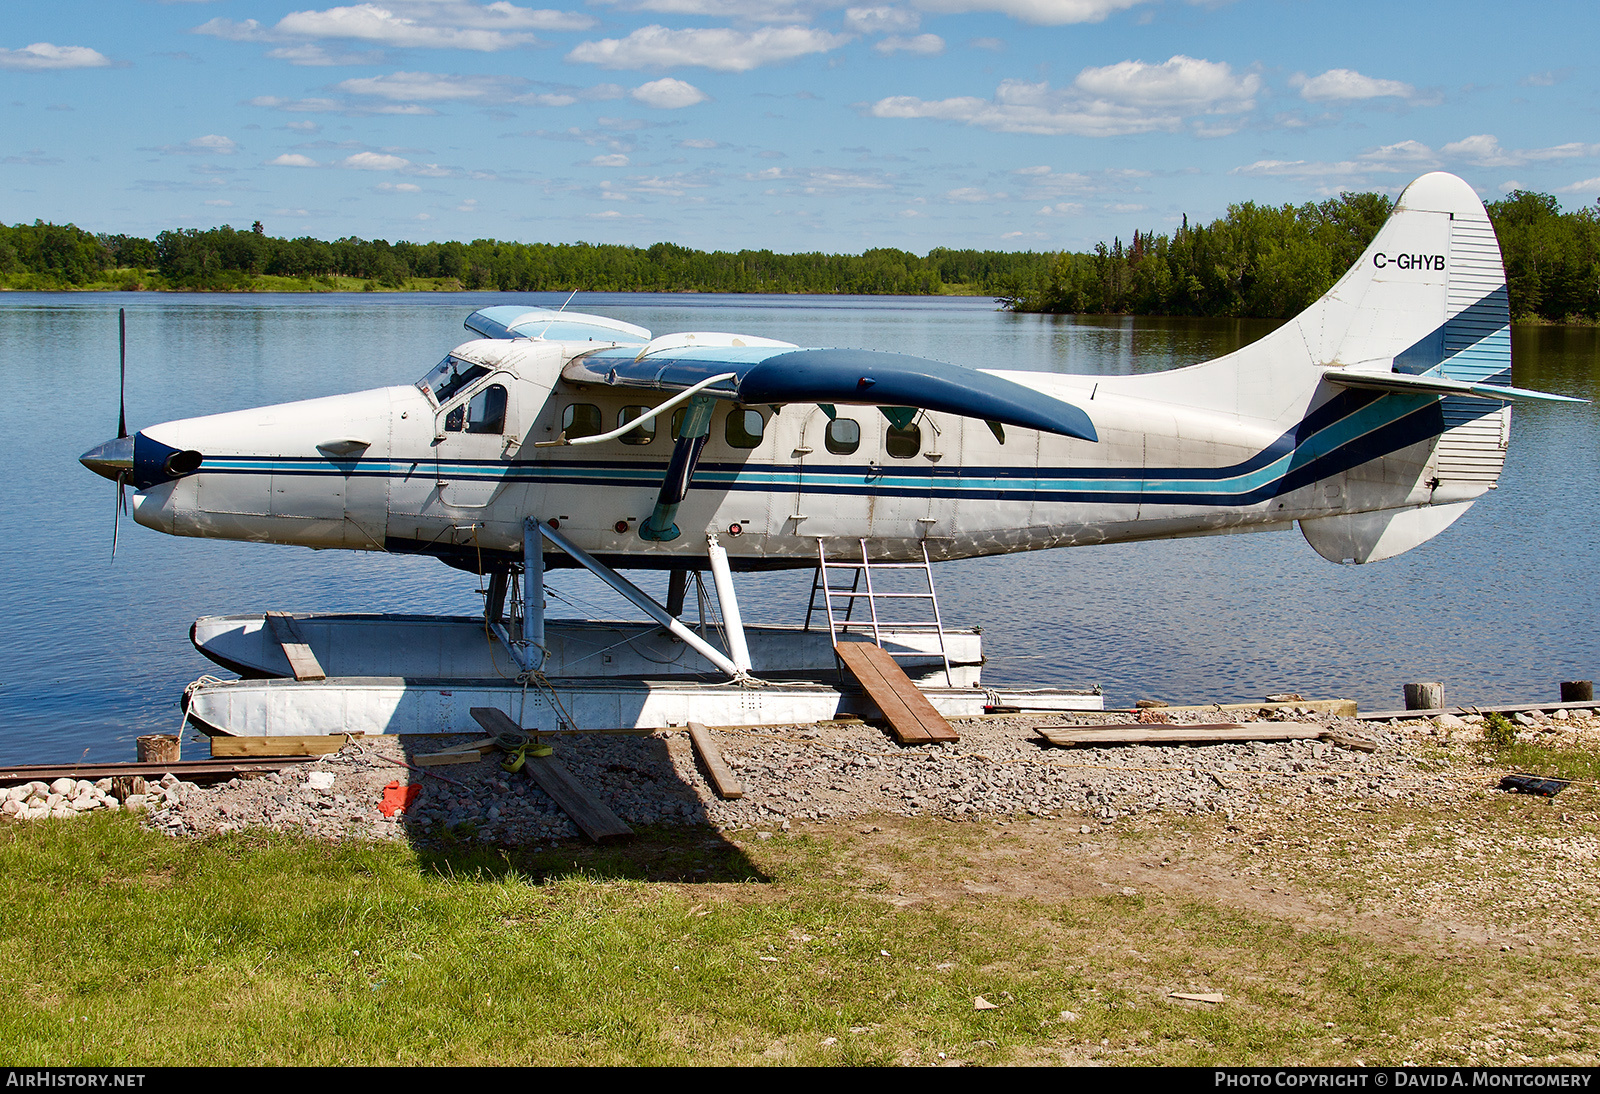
[535,520,748,682]
[667,569,690,617]
[706,534,752,674]
[490,518,547,672]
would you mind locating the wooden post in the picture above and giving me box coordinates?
[1560,680,1594,703]
[136,735,180,765]
[1403,682,1444,711]
[109,775,146,802]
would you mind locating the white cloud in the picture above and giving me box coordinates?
[568,25,849,72]
[945,187,1005,202]
[968,36,1005,51]
[870,57,1258,137]
[844,6,921,33]
[203,200,235,207]
[874,34,943,55]
[1232,140,1443,185]
[195,2,594,53]
[1291,68,1414,102]
[267,153,321,166]
[1442,134,1600,168]
[631,77,709,108]
[1358,139,1437,170]
[1556,177,1600,195]
[912,0,1151,25]
[249,94,438,115]
[336,151,463,176]
[590,0,823,19]
[341,151,416,170]
[678,137,721,149]
[336,71,511,101]
[589,153,631,166]
[376,181,423,191]
[1072,55,1259,112]
[161,134,240,155]
[745,166,895,193]
[0,43,113,70]
[266,43,385,65]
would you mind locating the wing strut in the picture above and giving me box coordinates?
[640,394,716,542]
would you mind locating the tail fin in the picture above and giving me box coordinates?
[1284,173,1522,564]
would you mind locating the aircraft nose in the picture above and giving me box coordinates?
[80,435,134,482]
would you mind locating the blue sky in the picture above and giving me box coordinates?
[3,0,1597,254]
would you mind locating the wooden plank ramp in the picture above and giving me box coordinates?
[210,735,347,758]
[265,612,326,682]
[1036,723,1376,750]
[687,722,743,800]
[834,641,959,745]
[470,708,631,843]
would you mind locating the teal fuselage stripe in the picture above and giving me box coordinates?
[189,387,1461,509]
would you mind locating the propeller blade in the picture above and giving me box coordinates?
[118,308,128,440]
[111,473,124,561]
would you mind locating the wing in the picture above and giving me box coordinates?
[566,343,1099,443]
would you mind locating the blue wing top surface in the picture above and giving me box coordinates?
[568,344,1098,443]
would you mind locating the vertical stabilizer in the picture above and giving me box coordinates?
[1296,173,1513,563]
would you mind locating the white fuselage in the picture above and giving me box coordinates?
[127,332,1477,570]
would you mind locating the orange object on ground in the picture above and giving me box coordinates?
[379,781,421,817]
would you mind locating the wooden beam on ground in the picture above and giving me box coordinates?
[209,735,347,758]
[1036,723,1331,748]
[265,612,326,682]
[834,641,959,746]
[1358,699,1600,720]
[470,707,631,843]
[687,722,743,800]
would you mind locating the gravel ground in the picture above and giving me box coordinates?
[112,705,1597,845]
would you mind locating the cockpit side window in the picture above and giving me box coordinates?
[416,356,489,406]
[464,384,507,435]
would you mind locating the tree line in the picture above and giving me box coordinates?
[1,188,1595,322]
[0,219,1051,298]
[1005,190,1600,323]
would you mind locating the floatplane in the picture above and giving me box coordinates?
[81,172,1578,740]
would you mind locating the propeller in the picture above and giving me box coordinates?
[112,308,129,559]
[80,307,141,558]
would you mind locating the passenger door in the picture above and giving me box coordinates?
[434,375,516,509]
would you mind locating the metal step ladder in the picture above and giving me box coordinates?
[804,538,954,687]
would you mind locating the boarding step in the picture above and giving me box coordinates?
[807,538,954,687]
[834,640,959,746]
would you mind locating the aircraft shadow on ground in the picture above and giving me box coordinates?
[394,734,771,885]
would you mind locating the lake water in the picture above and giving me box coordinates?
[2,291,1596,766]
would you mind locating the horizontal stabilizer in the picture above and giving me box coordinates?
[1322,368,1584,404]
[568,344,1098,442]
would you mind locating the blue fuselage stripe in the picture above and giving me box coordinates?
[189,388,1453,509]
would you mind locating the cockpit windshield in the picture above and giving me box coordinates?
[416,355,490,406]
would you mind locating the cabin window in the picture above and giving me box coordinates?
[416,356,489,406]
[562,403,602,440]
[825,417,860,456]
[885,423,921,459]
[726,408,764,449]
[464,384,507,435]
[618,406,655,445]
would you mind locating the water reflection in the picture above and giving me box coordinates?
[1,292,1595,764]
